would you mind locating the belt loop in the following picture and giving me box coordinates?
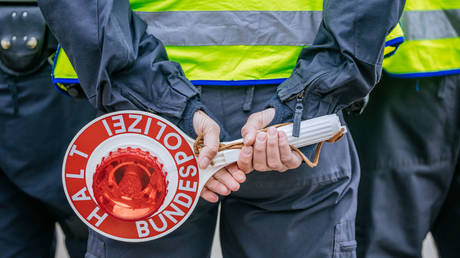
[437,77,449,99]
[242,86,255,112]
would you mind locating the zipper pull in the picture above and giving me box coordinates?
[292,90,304,137]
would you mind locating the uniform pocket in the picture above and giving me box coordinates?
[334,220,357,258]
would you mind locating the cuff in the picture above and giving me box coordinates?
[265,94,294,126]
[176,97,229,141]
[176,97,205,139]
[277,73,343,120]
[298,91,339,120]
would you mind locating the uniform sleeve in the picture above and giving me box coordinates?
[268,0,406,124]
[38,0,204,135]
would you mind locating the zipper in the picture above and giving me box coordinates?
[292,90,305,137]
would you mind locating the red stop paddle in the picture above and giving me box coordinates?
[63,111,346,242]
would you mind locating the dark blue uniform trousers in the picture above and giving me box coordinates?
[86,85,360,258]
[0,65,96,258]
[346,74,460,258]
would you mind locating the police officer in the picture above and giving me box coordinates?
[0,1,95,257]
[39,0,404,257]
[346,0,460,257]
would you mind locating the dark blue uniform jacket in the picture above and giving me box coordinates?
[38,0,405,136]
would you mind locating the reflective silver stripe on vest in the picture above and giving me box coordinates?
[135,11,323,46]
[402,9,460,41]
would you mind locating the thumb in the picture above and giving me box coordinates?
[241,108,275,146]
[193,110,220,169]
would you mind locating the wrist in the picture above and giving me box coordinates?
[178,97,205,138]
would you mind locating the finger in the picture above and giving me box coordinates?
[226,163,247,183]
[205,176,231,196]
[288,151,303,169]
[241,113,261,146]
[241,108,275,146]
[200,187,219,203]
[253,132,269,171]
[194,112,220,169]
[279,131,303,169]
[237,146,253,174]
[214,168,240,192]
[266,127,287,172]
[199,127,220,169]
[199,143,218,169]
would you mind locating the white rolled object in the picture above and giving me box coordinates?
[279,114,347,148]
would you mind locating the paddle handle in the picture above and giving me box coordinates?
[207,114,347,170]
[277,114,346,148]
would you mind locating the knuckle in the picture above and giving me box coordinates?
[208,148,218,157]
[281,156,293,164]
[243,167,253,173]
[256,117,265,128]
[238,165,251,174]
[229,182,240,191]
[213,172,225,181]
[201,190,212,199]
[213,184,224,194]
[220,186,231,195]
[268,161,281,170]
[241,126,248,136]
[207,178,219,188]
[288,159,302,169]
[238,163,252,173]
[237,159,249,168]
[271,164,284,172]
[287,164,298,170]
[253,164,267,172]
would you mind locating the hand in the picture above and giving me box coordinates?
[193,110,220,169]
[200,164,246,203]
[193,110,246,202]
[238,108,302,173]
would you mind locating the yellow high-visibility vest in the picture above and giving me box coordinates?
[53,0,404,90]
[383,0,460,77]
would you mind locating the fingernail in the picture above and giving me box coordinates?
[208,195,218,203]
[235,172,246,182]
[200,157,210,169]
[257,133,266,141]
[220,185,230,195]
[268,127,276,136]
